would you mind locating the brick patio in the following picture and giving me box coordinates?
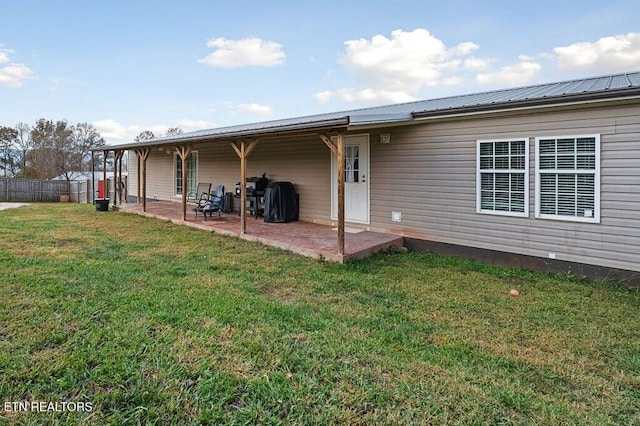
[114,201,404,262]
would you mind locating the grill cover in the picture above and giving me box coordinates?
[264,182,298,223]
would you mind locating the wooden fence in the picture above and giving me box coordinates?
[0,178,70,202]
[0,177,128,204]
[69,180,90,203]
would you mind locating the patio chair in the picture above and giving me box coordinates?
[186,182,212,204]
[194,185,225,219]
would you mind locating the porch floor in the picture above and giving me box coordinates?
[114,201,404,262]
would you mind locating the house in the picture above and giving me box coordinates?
[103,71,640,283]
[52,171,127,181]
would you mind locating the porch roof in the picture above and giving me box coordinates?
[98,70,640,151]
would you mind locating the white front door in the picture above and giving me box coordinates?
[331,134,370,224]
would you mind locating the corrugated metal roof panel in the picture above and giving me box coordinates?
[411,71,640,117]
[108,71,640,148]
[628,73,640,86]
[588,76,611,91]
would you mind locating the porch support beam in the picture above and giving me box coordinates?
[102,149,109,206]
[320,132,345,256]
[134,148,150,212]
[118,150,124,203]
[175,144,193,221]
[91,150,95,204]
[136,150,141,203]
[114,150,124,205]
[231,139,258,234]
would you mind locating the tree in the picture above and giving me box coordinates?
[29,119,72,179]
[28,119,105,180]
[14,122,33,176]
[134,130,155,143]
[72,122,106,177]
[166,127,183,137]
[0,125,18,177]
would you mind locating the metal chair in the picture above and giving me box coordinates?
[186,182,212,204]
[194,185,224,219]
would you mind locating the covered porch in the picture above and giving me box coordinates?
[94,113,405,262]
[115,200,403,262]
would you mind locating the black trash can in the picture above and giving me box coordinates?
[95,198,110,211]
[224,192,234,212]
[264,182,298,223]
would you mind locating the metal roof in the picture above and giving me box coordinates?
[107,71,640,150]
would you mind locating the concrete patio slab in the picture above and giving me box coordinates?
[114,201,403,262]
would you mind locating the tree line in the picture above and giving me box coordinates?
[0,121,181,181]
[0,120,105,180]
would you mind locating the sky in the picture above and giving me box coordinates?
[1,0,640,145]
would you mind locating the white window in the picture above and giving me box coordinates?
[535,135,600,223]
[175,152,198,196]
[477,139,529,216]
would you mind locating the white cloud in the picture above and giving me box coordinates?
[93,119,143,145]
[553,32,640,74]
[315,29,640,108]
[475,61,541,86]
[441,76,463,86]
[314,88,415,105]
[0,63,36,88]
[341,28,480,92]
[237,103,273,115]
[464,57,493,70]
[148,124,173,136]
[93,119,220,145]
[0,47,12,64]
[316,28,490,105]
[313,91,334,104]
[176,119,214,131]
[0,47,35,87]
[198,37,285,68]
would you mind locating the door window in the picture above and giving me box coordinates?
[344,145,359,183]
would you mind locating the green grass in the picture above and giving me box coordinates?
[1,204,639,425]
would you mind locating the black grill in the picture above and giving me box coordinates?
[264,182,298,223]
[235,175,268,197]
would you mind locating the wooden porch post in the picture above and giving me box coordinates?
[90,150,95,203]
[135,148,150,212]
[320,132,346,256]
[112,151,118,204]
[136,150,141,203]
[175,145,193,221]
[231,139,258,234]
[117,150,123,204]
[102,149,109,203]
[114,150,123,205]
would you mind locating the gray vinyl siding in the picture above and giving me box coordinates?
[128,135,331,223]
[240,136,331,223]
[127,102,639,272]
[369,103,640,272]
[132,150,175,201]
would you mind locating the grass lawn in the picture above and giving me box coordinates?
[1,204,639,425]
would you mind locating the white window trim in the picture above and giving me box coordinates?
[174,151,199,197]
[534,134,600,223]
[476,138,529,217]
